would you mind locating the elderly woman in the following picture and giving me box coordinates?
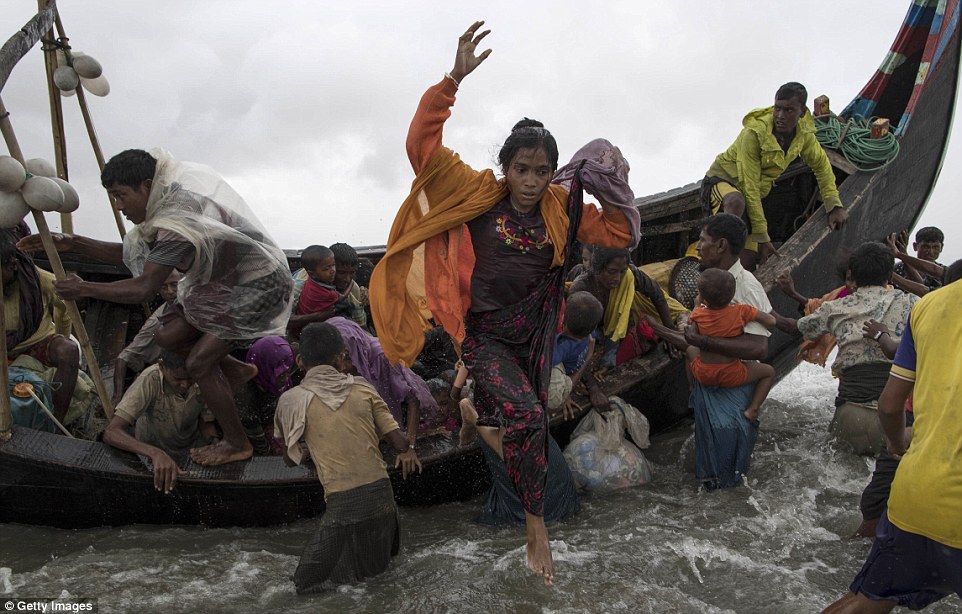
[570,246,687,367]
[370,22,639,586]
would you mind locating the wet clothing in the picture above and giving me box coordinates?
[466,197,555,313]
[475,435,580,526]
[796,285,916,375]
[113,364,208,460]
[122,150,293,341]
[849,513,962,610]
[371,76,635,367]
[691,263,769,489]
[275,367,403,593]
[293,478,399,594]
[553,333,590,375]
[462,272,567,516]
[274,365,399,496]
[692,382,758,489]
[705,105,842,245]
[887,283,962,549]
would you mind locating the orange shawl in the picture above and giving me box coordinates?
[371,146,633,366]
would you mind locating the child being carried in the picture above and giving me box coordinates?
[651,268,775,421]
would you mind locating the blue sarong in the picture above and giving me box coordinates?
[691,381,758,489]
[475,434,580,526]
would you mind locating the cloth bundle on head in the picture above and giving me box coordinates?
[122,149,293,340]
[246,336,295,397]
[552,138,641,250]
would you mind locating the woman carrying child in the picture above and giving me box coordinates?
[371,21,639,585]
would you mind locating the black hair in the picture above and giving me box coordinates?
[775,82,808,108]
[355,258,375,287]
[158,350,187,371]
[914,226,944,245]
[849,241,893,287]
[101,149,157,189]
[330,242,359,267]
[498,118,559,174]
[299,323,345,368]
[834,247,853,282]
[425,378,449,397]
[703,213,747,255]
[590,246,631,274]
[0,239,17,265]
[697,268,736,310]
[300,245,333,271]
[565,291,604,337]
[944,259,962,285]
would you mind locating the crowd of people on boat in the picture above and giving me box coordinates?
[3,20,961,612]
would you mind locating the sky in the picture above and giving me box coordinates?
[4,1,961,264]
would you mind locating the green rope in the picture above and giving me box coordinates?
[815,115,900,172]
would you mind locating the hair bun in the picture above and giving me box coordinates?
[511,117,544,132]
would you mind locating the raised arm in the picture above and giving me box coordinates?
[406,21,491,174]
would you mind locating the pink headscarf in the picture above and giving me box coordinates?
[246,336,295,397]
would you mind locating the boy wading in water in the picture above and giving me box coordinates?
[370,21,640,586]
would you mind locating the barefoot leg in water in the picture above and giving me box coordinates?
[525,512,554,587]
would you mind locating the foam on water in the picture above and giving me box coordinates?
[2,361,961,612]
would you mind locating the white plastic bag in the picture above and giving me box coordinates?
[563,396,653,493]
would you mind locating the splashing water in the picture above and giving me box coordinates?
[1,362,959,613]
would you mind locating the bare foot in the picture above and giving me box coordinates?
[743,405,759,422]
[458,398,478,446]
[189,439,253,466]
[525,513,554,587]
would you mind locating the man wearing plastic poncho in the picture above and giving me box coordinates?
[19,149,293,469]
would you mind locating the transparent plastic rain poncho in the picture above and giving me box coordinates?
[122,149,293,340]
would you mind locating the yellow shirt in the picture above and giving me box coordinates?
[4,267,70,354]
[275,369,400,498]
[887,281,962,548]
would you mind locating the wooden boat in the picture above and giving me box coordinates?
[0,0,958,528]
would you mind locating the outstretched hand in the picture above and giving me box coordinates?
[450,21,492,83]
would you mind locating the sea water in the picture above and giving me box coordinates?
[1,361,960,614]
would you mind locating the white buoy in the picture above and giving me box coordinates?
[53,65,80,91]
[72,54,103,79]
[0,156,26,192]
[50,177,80,213]
[21,176,65,212]
[24,158,57,178]
[80,74,110,97]
[0,191,31,229]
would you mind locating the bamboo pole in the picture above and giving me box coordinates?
[0,95,114,420]
[37,1,71,235]
[53,13,125,240]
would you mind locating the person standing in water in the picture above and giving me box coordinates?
[370,21,639,586]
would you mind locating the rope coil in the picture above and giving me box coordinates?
[815,114,900,172]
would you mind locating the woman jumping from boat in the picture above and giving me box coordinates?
[370,21,640,586]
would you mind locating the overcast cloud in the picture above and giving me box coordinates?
[4,1,960,262]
